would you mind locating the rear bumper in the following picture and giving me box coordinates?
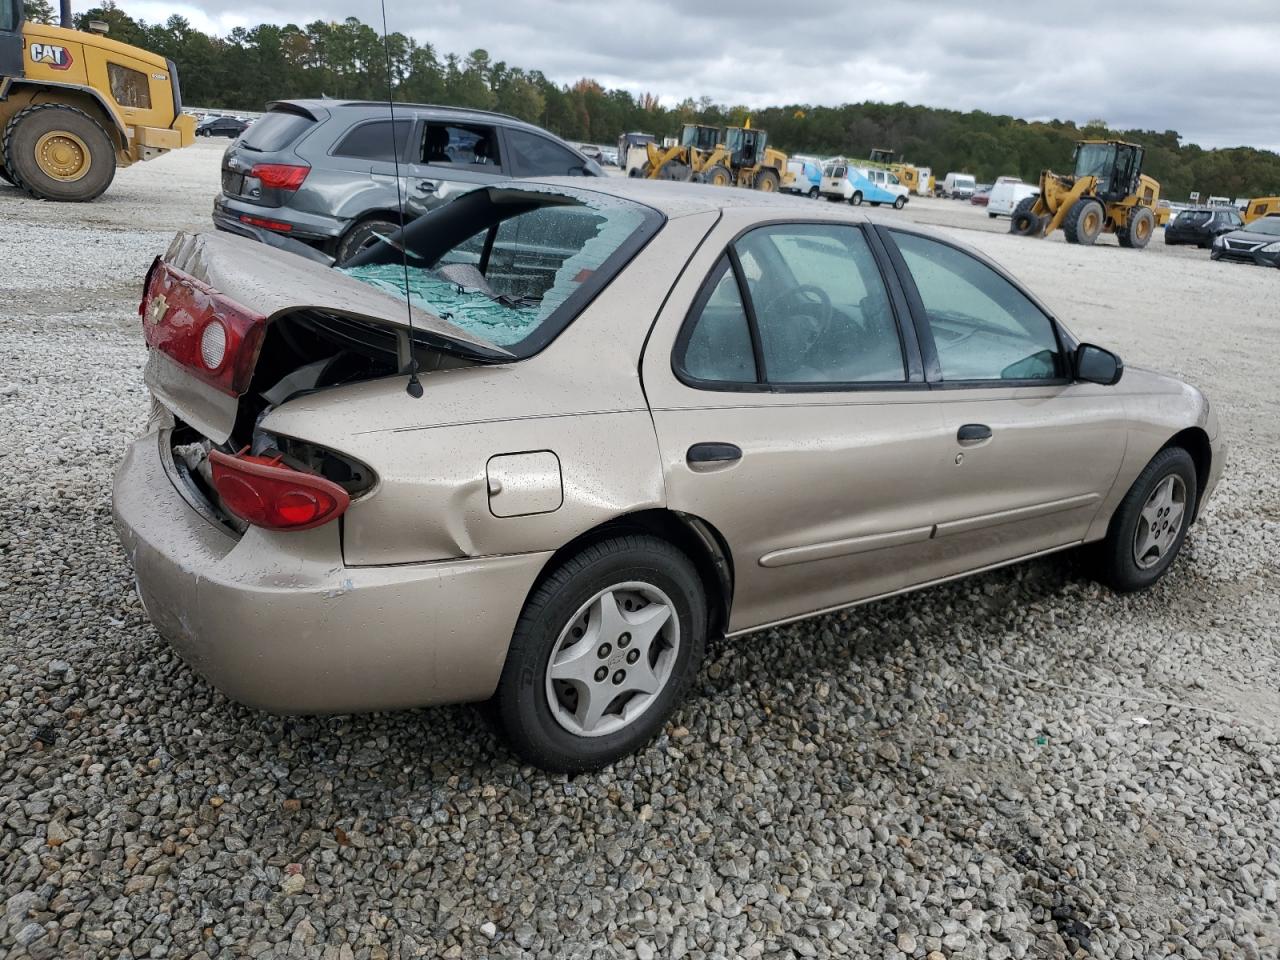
[213,194,347,243]
[112,430,550,714]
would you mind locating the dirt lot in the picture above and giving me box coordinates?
[1,140,1277,960]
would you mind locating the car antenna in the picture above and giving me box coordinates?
[379,0,423,399]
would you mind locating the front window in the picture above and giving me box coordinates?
[890,231,1062,382]
[107,63,151,109]
[339,186,661,357]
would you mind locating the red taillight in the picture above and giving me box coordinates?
[249,162,309,191]
[209,450,350,531]
[139,257,267,397]
[239,214,293,233]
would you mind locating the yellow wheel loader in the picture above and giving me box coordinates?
[0,0,194,201]
[718,124,792,192]
[640,124,727,182]
[1009,139,1168,249]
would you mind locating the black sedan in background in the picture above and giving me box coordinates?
[198,116,251,138]
[1165,206,1243,247]
[1210,215,1280,267]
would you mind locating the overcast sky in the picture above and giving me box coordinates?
[97,0,1280,151]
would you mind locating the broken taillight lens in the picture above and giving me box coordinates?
[209,449,350,531]
[249,162,309,191]
[139,257,267,397]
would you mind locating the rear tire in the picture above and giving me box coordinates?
[1063,197,1105,245]
[1118,206,1155,249]
[849,191,863,206]
[335,217,400,265]
[3,103,116,202]
[1093,447,1197,593]
[703,163,732,187]
[808,186,819,199]
[492,535,707,772]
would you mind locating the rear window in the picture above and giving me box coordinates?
[1176,211,1212,224]
[239,111,315,152]
[339,186,662,356]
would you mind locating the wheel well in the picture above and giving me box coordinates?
[529,510,734,638]
[1162,427,1212,520]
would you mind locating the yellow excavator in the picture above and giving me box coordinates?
[640,124,725,182]
[0,0,194,200]
[1010,139,1168,248]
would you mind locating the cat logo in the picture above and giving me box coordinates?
[30,43,74,71]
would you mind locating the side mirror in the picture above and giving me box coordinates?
[1075,343,1123,385]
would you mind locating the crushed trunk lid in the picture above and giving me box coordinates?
[143,230,511,444]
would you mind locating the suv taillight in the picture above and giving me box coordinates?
[209,449,350,531]
[139,257,266,397]
[249,162,309,191]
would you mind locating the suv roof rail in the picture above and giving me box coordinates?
[322,100,525,122]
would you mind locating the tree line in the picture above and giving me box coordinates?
[23,1,1280,200]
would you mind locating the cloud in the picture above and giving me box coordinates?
[92,0,1280,151]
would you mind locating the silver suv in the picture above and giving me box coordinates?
[212,100,603,262]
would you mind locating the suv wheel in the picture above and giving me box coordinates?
[492,535,707,772]
[336,217,400,265]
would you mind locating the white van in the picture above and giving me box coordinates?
[942,172,976,199]
[987,180,1040,218]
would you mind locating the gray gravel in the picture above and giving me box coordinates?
[2,141,1278,960]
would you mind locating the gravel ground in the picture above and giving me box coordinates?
[1,141,1278,960]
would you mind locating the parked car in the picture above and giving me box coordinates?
[1166,207,1244,247]
[1209,214,1280,266]
[197,116,250,138]
[941,172,976,199]
[971,186,991,206]
[784,158,823,198]
[820,163,909,207]
[987,180,1040,219]
[212,100,603,263]
[115,178,1224,772]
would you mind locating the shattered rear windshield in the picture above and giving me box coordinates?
[339,188,660,356]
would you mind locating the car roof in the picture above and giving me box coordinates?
[270,99,543,131]
[521,175,884,222]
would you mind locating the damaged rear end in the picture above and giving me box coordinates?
[138,229,509,535]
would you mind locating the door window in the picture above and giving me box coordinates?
[107,63,151,109]
[505,129,587,177]
[890,231,1063,382]
[678,224,905,387]
[679,258,758,384]
[420,123,501,171]
[332,118,412,162]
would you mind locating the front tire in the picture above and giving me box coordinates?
[493,535,707,772]
[893,196,906,209]
[1063,197,1105,245]
[1094,447,1197,593]
[3,103,116,202]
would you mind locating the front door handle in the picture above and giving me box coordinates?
[957,423,992,443]
[687,442,742,465]
[414,180,437,194]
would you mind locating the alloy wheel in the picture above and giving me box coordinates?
[1133,474,1187,570]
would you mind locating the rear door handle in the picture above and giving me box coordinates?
[687,442,742,465]
[414,180,437,194]
[957,423,992,442]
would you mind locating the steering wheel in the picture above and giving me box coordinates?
[759,284,834,358]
